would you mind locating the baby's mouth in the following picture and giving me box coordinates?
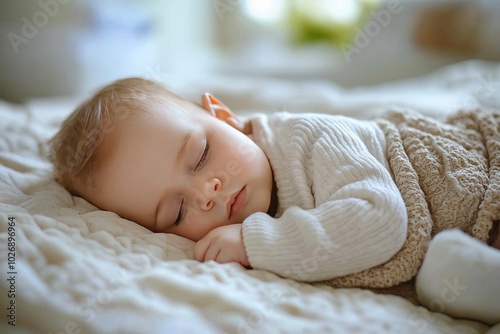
[227,186,247,219]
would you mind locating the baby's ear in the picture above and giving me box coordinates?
[201,93,250,134]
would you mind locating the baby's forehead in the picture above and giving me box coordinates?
[117,105,207,138]
[139,98,205,120]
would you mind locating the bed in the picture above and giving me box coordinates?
[1,60,499,333]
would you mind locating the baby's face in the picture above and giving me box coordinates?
[84,98,273,241]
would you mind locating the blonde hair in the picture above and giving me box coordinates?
[49,77,183,195]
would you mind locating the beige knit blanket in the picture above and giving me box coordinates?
[318,108,500,292]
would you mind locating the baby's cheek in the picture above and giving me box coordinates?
[184,209,201,226]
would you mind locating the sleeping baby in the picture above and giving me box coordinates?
[50,78,500,324]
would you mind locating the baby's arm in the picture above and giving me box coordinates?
[241,181,407,282]
[239,114,408,282]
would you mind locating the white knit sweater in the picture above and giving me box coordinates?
[242,112,408,282]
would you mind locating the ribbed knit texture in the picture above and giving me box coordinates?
[241,109,498,292]
[241,112,408,282]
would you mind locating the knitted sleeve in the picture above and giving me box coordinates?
[241,114,408,282]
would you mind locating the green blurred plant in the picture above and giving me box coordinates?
[286,0,382,45]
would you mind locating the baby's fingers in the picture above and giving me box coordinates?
[204,244,222,263]
[194,237,211,262]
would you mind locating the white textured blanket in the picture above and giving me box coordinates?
[1,60,499,333]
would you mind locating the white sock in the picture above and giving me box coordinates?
[416,229,500,325]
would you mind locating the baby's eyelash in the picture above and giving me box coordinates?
[174,199,186,226]
[195,142,209,171]
[175,141,208,226]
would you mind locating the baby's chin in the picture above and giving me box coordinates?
[240,202,270,223]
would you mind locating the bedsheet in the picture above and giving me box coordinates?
[1,60,500,333]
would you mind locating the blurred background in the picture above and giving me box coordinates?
[0,0,499,102]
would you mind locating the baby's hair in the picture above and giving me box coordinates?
[49,77,183,195]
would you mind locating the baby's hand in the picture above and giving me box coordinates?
[194,224,250,268]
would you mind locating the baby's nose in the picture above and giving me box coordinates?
[198,177,221,211]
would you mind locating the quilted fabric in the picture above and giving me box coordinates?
[1,60,498,333]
